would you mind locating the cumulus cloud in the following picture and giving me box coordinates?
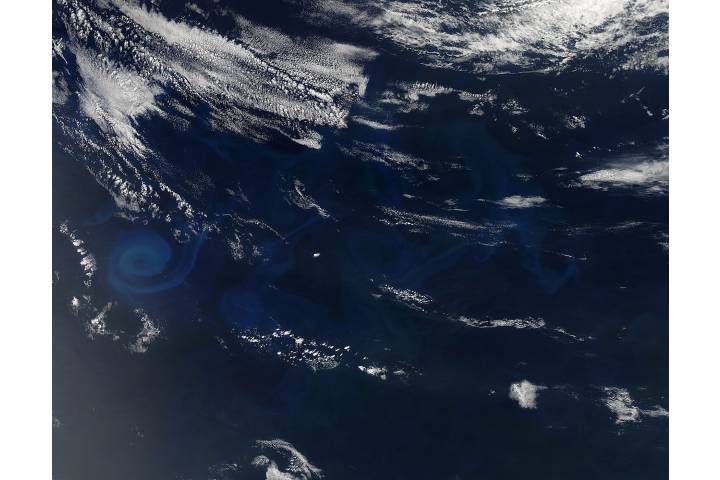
[305,0,669,73]
[578,160,668,193]
[602,387,668,424]
[509,380,546,409]
[252,439,323,480]
[498,196,547,209]
[379,284,433,311]
[129,309,161,353]
[55,0,378,171]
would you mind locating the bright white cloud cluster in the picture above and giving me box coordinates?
[57,0,376,148]
[129,309,161,354]
[340,141,428,171]
[58,221,97,287]
[253,439,324,480]
[578,160,668,193]
[379,206,514,237]
[53,0,376,232]
[378,284,433,311]
[602,387,668,424]
[494,196,547,209]
[509,380,546,409]
[286,179,334,220]
[306,0,668,73]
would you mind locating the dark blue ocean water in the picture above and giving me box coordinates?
[53,1,668,478]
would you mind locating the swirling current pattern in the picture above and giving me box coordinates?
[107,229,205,295]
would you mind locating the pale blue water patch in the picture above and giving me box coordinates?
[107,229,207,295]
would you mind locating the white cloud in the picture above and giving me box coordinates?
[306,0,668,73]
[358,365,388,380]
[509,380,546,409]
[379,284,433,311]
[253,439,323,480]
[340,141,428,171]
[458,317,545,330]
[57,0,377,150]
[75,48,162,157]
[129,309,161,354]
[58,221,97,287]
[351,116,402,131]
[380,206,514,234]
[603,387,668,424]
[114,1,375,143]
[286,179,334,220]
[578,160,668,193]
[498,196,547,209]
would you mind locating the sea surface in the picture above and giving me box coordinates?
[53,1,669,478]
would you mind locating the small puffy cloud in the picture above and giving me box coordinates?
[498,195,547,209]
[509,380,546,409]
